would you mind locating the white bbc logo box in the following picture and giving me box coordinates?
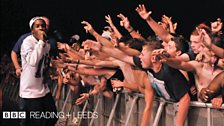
[3,111,26,119]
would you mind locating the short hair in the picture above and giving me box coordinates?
[171,35,189,53]
[127,38,144,52]
[143,36,162,52]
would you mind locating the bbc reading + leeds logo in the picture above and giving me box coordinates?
[3,111,26,119]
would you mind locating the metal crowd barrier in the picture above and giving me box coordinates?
[2,74,224,126]
[53,85,223,126]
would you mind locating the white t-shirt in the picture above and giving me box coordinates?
[20,35,50,98]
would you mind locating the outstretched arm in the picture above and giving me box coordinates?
[117,43,141,56]
[152,48,196,71]
[68,59,118,68]
[117,13,145,40]
[111,79,139,92]
[82,40,135,65]
[68,65,115,76]
[101,46,135,65]
[105,15,123,39]
[136,4,173,42]
[165,58,196,72]
[81,21,114,47]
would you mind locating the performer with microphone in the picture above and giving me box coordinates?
[19,16,58,126]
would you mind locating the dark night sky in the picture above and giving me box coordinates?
[1,0,224,57]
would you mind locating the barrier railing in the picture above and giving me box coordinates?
[2,75,224,126]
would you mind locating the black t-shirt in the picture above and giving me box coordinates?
[106,69,124,91]
[133,57,189,102]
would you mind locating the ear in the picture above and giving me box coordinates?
[176,50,182,56]
[151,55,156,63]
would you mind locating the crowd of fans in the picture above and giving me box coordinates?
[1,3,223,126]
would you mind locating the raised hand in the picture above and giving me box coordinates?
[135,4,152,20]
[201,29,212,49]
[105,14,123,39]
[117,13,132,30]
[105,15,114,27]
[211,18,223,33]
[81,21,94,33]
[162,15,171,25]
[75,93,90,105]
[162,15,178,32]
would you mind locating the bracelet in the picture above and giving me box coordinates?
[128,27,134,33]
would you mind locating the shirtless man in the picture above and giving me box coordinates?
[161,30,223,107]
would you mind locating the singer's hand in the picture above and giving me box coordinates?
[37,31,47,41]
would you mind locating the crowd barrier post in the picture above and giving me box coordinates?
[153,98,166,126]
[106,93,120,126]
[124,95,138,126]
